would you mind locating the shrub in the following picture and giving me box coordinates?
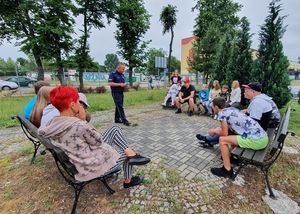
[80,86,95,94]
[131,83,140,91]
[124,85,130,92]
[95,86,107,93]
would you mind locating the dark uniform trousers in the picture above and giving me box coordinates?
[112,91,126,122]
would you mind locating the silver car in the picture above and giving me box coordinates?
[0,79,19,90]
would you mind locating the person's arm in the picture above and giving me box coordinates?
[108,73,126,87]
[207,120,228,136]
[108,82,126,87]
[204,90,209,101]
[82,124,103,146]
[178,91,183,100]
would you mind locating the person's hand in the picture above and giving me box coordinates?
[77,105,87,121]
[179,97,183,103]
[207,129,215,135]
[120,83,126,87]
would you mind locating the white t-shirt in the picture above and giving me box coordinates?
[247,94,272,120]
[41,104,60,127]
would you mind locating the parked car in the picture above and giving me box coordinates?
[6,76,37,87]
[0,79,19,90]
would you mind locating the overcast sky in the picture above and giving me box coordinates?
[0,0,299,64]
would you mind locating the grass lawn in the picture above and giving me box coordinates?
[48,80,108,86]
[291,80,300,86]
[287,101,300,136]
[0,89,166,128]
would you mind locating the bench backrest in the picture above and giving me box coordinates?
[16,114,40,140]
[272,107,291,150]
[16,114,78,177]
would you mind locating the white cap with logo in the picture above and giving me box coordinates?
[78,93,90,108]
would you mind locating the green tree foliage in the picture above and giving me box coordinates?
[0,0,45,80]
[74,0,115,91]
[226,17,253,85]
[193,0,241,38]
[115,0,151,86]
[190,26,220,82]
[192,0,241,82]
[159,4,177,74]
[145,48,165,75]
[212,33,233,83]
[38,0,75,85]
[0,57,15,75]
[64,55,100,71]
[254,0,290,108]
[104,53,120,73]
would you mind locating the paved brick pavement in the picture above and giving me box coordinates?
[121,107,224,182]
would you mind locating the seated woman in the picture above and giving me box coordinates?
[30,86,54,127]
[227,80,241,109]
[38,86,150,188]
[204,80,221,116]
[41,92,91,126]
[24,81,50,120]
[161,81,181,107]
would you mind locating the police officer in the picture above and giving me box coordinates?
[108,63,131,126]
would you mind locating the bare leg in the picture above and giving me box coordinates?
[188,98,195,112]
[175,97,181,109]
[219,136,239,170]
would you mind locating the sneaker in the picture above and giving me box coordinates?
[123,120,131,126]
[196,134,207,142]
[188,111,193,116]
[201,142,214,148]
[175,109,182,114]
[127,154,151,166]
[211,166,233,178]
[161,103,166,106]
[213,115,217,120]
[123,176,144,188]
[221,156,241,165]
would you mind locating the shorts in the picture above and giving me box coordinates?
[237,136,268,150]
[180,97,196,105]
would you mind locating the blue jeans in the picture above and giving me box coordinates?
[206,135,220,145]
[205,101,213,114]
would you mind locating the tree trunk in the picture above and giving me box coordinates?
[56,51,65,85]
[128,64,133,87]
[79,68,84,92]
[78,10,88,92]
[24,11,45,80]
[32,46,45,81]
[168,27,174,81]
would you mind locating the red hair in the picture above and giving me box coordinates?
[50,86,79,112]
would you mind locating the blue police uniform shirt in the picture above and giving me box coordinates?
[108,70,125,92]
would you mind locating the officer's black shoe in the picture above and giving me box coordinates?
[175,109,182,114]
[123,120,131,126]
[115,119,123,124]
[188,111,193,116]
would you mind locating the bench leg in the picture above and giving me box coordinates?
[231,163,245,181]
[100,178,115,194]
[30,143,40,164]
[263,169,275,199]
[71,186,83,214]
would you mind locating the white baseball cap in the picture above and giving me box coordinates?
[78,93,90,108]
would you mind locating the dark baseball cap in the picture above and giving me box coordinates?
[242,82,262,92]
